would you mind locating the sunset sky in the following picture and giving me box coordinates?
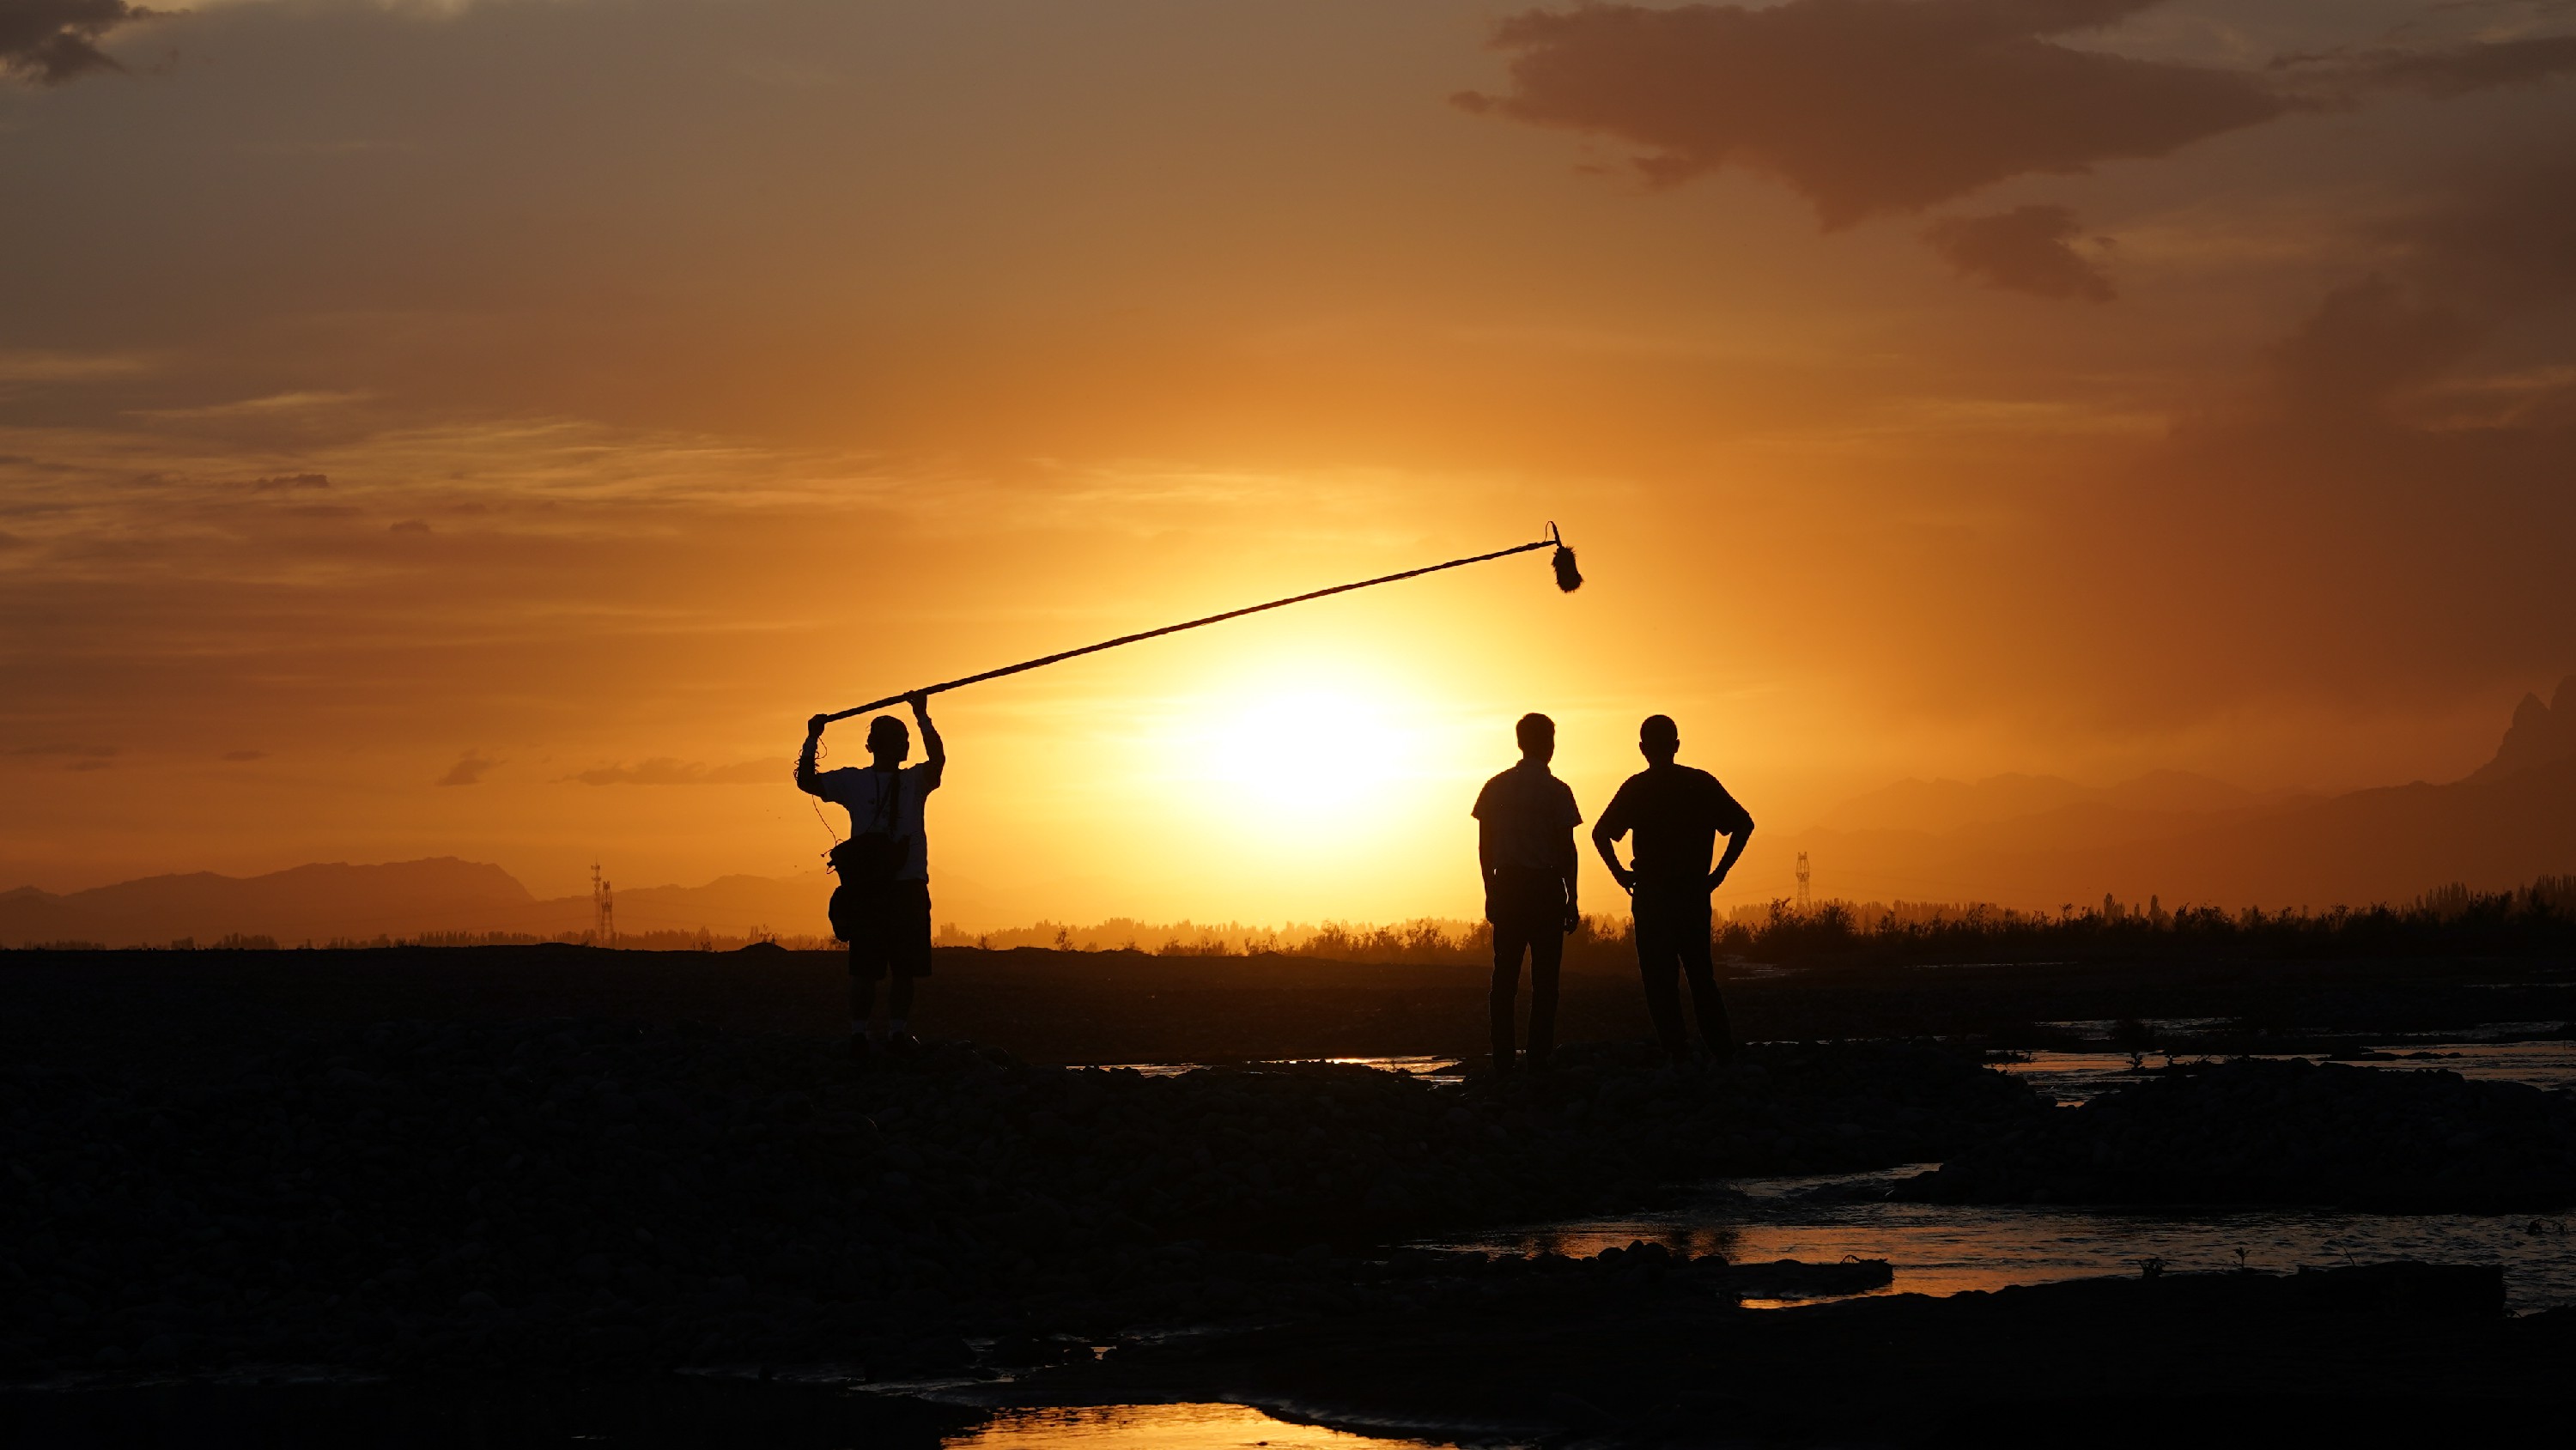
[5,0,2573,927]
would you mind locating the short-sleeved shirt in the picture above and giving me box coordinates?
[812,761,941,881]
[1472,761,1582,872]
[1597,764,1751,888]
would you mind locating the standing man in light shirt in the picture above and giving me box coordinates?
[1594,714,1753,1065]
[799,692,945,1064]
[1473,713,1583,1077]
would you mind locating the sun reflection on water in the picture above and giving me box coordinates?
[947,1402,1444,1449]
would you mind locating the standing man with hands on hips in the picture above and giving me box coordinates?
[1595,714,1754,1066]
[799,692,945,1066]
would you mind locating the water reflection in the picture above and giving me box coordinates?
[1426,1166,2576,1310]
[2000,1037,2576,1105]
[949,1403,1445,1448]
[1096,1057,1465,1084]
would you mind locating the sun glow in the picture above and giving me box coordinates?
[1115,650,1487,879]
[1194,686,1421,817]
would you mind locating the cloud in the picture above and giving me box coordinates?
[0,349,159,382]
[2394,150,2576,306]
[2289,36,2576,101]
[13,741,116,757]
[2268,274,2478,421]
[135,391,371,421]
[1455,0,2285,228]
[1923,204,2115,300]
[436,749,500,786]
[388,519,433,533]
[2,0,152,86]
[566,758,785,786]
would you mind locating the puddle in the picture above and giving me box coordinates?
[1999,1039,2576,1105]
[1426,1165,2576,1310]
[949,1402,1457,1448]
[1095,1057,1466,1085]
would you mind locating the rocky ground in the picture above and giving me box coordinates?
[8,944,2574,1067]
[2,1015,2038,1380]
[1896,1055,2576,1210]
[9,947,2576,1445]
[997,1260,2573,1447]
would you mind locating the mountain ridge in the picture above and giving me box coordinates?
[0,858,831,948]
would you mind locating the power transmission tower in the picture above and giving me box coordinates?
[592,862,616,947]
[1795,851,1811,911]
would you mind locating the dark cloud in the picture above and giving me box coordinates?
[2288,36,2576,100]
[1455,0,2284,228]
[566,758,784,786]
[388,519,433,534]
[1,0,152,86]
[2396,152,2576,305]
[2269,274,2477,419]
[435,749,500,786]
[1922,204,2114,300]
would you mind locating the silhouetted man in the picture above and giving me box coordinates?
[1595,715,1753,1065]
[1473,713,1582,1077]
[799,694,945,1063]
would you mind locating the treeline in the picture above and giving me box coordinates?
[938,875,2576,968]
[1713,876,2576,966]
[19,877,2573,964]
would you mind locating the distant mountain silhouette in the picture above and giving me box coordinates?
[2466,676,2576,785]
[1778,755,2576,910]
[0,858,830,948]
[1770,684,2576,911]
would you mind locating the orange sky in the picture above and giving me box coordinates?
[4,0,2573,925]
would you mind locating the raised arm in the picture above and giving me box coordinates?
[797,714,828,796]
[909,692,945,781]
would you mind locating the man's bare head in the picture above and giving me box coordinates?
[867,714,911,762]
[1516,712,1556,765]
[1638,713,1680,765]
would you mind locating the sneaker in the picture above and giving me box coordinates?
[884,1032,923,1059]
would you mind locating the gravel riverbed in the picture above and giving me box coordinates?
[3,1018,2039,1379]
[1897,1055,2576,1210]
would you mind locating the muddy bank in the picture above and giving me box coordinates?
[8,1257,2550,1447]
[1897,1055,2576,1210]
[997,1260,2559,1446]
[0,1010,2036,1379]
[8,946,2576,1070]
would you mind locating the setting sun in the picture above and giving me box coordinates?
[1188,687,1424,820]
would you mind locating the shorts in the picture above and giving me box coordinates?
[830,879,933,980]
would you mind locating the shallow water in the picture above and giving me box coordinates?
[948,1402,1443,1449]
[1114,1041,2576,1313]
[1111,1038,2576,1102]
[1100,1056,1466,1084]
[1425,1164,2576,1310]
[2001,1038,2576,1104]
